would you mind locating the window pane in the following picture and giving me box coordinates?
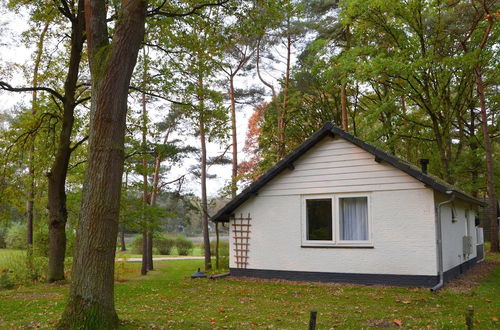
[306,199,332,240]
[339,197,368,241]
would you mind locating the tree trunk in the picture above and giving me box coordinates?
[26,21,50,247]
[198,72,211,270]
[340,24,351,132]
[26,171,35,247]
[140,74,153,272]
[147,231,153,270]
[340,83,348,131]
[120,224,126,251]
[229,76,238,198]
[58,0,146,327]
[141,230,148,275]
[215,222,220,269]
[279,30,291,157]
[199,113,212,270]
[47,0,85,283]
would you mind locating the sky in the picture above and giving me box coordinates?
[0,8,296,199]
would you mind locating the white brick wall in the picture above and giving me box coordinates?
[230,186,437,276]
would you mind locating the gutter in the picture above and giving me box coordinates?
[431,191,455,292]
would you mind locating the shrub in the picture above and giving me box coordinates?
[0,270,14,290]
[1,253,47,285]
[5,225,26,250]
[33,226,49,257]
[175,235,193,256]
[155,235,176,255]
[210,240,229,256]
[131,235,143,254]
[210,240,229,270]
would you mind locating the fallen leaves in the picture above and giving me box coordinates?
[395,298,411,304]
[393,319,403,327]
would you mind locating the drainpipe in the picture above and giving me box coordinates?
[431,191,455,292]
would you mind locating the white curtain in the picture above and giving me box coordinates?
[340,197,368,240]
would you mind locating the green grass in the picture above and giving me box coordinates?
[116,245,204,259]
[0,258,499,329]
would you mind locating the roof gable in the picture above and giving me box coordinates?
[212,123,485,222]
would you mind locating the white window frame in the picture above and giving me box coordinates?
[301,193,373,248]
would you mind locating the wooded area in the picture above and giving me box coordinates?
[0,0,498,328]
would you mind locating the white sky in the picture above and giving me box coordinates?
[0,9,296,198]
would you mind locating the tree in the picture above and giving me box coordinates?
[58,0,146,326]
[457,0,498,252]
[59,0,230,325]
[0,0,88,282]
[26,20,50,249]
[46,0,86,282]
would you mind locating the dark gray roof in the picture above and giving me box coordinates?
[212,122,486,222]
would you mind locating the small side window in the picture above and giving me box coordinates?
[306,199,332,240]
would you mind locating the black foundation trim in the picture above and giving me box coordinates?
[443,257,478,282]
[230,268,438,287]
[301,245,374,249]
[230,258,479,288]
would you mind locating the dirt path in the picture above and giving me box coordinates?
[116,256,204,262]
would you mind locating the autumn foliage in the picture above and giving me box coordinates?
[239,102,266,181]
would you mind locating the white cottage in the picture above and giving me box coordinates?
[212,123,486,289]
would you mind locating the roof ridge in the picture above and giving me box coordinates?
[212,122,485,222]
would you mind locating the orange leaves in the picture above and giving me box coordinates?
[395,298,411,304]
[393,319,403,327]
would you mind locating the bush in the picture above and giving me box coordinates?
[1,253,47,286]
[33,226,49,257]
[155,235,176,255]
[175,235,193,256]
[210,240,229,256]
[5,225,26,250]
[0,270,14,290]
[210,240,229,270]
[131,235,143,254]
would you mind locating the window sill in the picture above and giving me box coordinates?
[301,244,373,249]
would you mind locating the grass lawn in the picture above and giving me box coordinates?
[0,253,499,329]
[116,245,204,259]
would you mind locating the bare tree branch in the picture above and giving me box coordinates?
[149,0,230,17]
[70,135,89,152]
[0,81,65,103]
[129,85,191,106]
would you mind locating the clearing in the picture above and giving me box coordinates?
[0,256,499,329]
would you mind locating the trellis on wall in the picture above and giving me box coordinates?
[231,213,251,269]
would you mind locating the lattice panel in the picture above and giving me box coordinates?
[231,213,251,269]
